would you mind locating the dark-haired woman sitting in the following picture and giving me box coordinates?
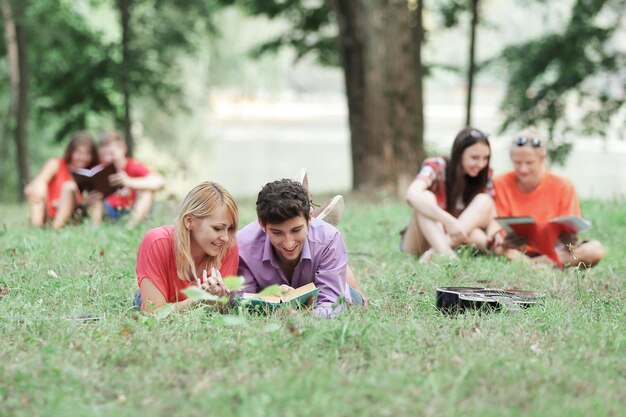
[401,127,500,262]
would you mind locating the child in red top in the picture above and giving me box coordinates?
[493,127,604,267]
[24,131,99,228]
[135,181,239,311]
[402,127,500,262]
[95,131,164,228]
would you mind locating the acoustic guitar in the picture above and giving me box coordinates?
[436,286,542,313]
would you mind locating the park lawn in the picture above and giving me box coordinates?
[0,196,624,417]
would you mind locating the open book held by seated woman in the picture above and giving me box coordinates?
[492,127,605,267]
[401,127,501,262]
[24,131,101,229]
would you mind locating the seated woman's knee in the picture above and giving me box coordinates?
[61,181,78,194]
[580,240,605,266]
[469,193,494,210]
[25,183,47,202]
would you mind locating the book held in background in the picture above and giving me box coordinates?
[495,215,591,267]
[71,163,121,198]
[240,282,319,310]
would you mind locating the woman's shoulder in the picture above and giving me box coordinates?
[422,156,447,167]
[142,225,175,244]
[543,171,576,190]
[41,157,62,173]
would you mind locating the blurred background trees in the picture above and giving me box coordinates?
[1,0,625,201]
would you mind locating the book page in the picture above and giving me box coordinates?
[242,282,317,304]
[549,216,591,233]
[495,216,536,234]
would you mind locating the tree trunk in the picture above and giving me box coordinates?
[331,0,424,194]
[465,0,479,127]
[119,0,134,156]
[2,0,30,200]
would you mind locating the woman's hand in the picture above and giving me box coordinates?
[487,231,505,254]
[200,268,230,297]
[445,218,468,247]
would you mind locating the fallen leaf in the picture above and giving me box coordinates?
[530,342,543,355]
[288,323,301,337]
[119,326,132,336]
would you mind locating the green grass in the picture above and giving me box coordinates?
[1,195,624,417]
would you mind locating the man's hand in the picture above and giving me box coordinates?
[108,171,130,187]
[279,284,294,295]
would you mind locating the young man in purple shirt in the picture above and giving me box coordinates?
[237,179,364,318]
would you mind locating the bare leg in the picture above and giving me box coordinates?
[401,214,431,255]
[52,182,78,229]
[413,190,456,257]
[25,183,47,227]
[560,239,605,267]
[417,214,455,257]
[88,198,103,226]
[457,193,494,227]
[127,190,154,228]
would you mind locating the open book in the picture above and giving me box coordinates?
[71,163,121,198]
[240,282,319,310]
[496,215,591,266]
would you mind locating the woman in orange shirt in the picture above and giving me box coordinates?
[24,131,99,228]
[493,127,605,267]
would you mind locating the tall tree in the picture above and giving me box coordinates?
[331,0,424,191]
[219,0,426,192]
[2,0,29,199]
[465,0,479,127]
[499,0,626,162]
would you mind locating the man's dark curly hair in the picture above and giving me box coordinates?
[256,179,310,225]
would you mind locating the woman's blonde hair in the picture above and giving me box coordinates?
[510,127,548,157]
[174,181,238,281]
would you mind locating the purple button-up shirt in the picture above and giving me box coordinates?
[237,218,352,318]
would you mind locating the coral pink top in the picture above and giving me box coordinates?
[136,225,239,303]
[46,159,73,218]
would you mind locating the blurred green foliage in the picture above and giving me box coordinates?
[499,0,626,164]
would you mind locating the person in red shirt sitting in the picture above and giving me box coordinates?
[493,127,605,267]
[24,131,100,229]
[135,181,239,312]
[95,131,164,228]
[401,127,501,262]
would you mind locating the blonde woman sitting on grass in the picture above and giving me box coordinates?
[492,127,605,267]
